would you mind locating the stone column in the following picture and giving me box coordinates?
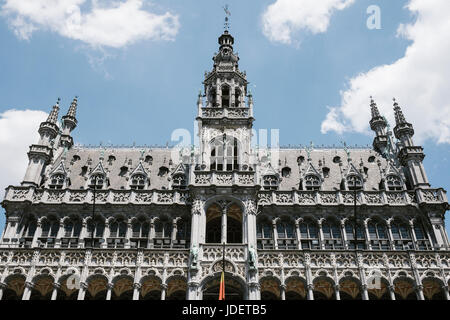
[295,220,302,250]
[415,285,425,300]
[77,282,87,300]
[363,221,372,250]
[22,282,34,300]
[341,221,348,249]
[361,284,369,300]
[51,282,60,300]
[280,284,286,300]
[125,222,132,249]
[0,282,6,300]
[248,282,260,300]
[386,222,395,250]
[31,222,42,248]
[318,220,324,250]
[272,221,278,250]
[221,207,227,244]
[187,282,198,300]
[161,284,168,300]
[55,221,65,248]
[171,221,178,242]
[106,283,113,300]
[307,284,314,300]
[335,285,341,300]
[389,284,396,300]
[133,283,141,300]
[442,285,450,300]
[409,221,418,250]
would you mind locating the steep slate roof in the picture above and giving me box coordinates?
[46,146,394,191]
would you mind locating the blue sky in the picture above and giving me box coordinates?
[0,0,449,236]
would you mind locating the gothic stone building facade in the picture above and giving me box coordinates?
[0,30,449,301]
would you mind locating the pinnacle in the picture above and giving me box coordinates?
[46,98,60,123]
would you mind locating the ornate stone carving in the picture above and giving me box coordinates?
[135,192,153,203]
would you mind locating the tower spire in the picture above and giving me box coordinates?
[60,96,79,149]
[66,96,78,118]
[369,96,388,154]
[370,96,381,118]
[393,98,407,125]
[46,98,60,123]
[223,4,231,31]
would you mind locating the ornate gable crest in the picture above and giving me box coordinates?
[130,161,148,177]
[171,163,186,176]
[345,162,362,178]
[384,162,401,178]
[90,161,106,176]
[261,163,278,177]
[303,162,321,179]
[50,161,67,176]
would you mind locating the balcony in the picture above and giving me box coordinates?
[193,171,255,186]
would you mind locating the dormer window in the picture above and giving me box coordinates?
[130,174,146,190]
[89,174,105,189]
[386,175,403,191]
[172,174,187,190]
[304,174,321,191]
[347,175,363,191]
[49,173,65,189]
[263,175,279,191]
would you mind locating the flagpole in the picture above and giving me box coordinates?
[219,242,226,300]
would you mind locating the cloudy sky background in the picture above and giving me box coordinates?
[0,0,449,236]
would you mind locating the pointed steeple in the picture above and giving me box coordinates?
[370,96,381,118]
[369,96,388,154]
[60,96,79,149]
[46,98,60,124]
[67,96,78,118]
[393,98,407,125]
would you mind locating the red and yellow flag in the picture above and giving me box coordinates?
[219,271,225,300]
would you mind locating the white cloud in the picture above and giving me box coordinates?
[321,0,450,145]
[262,0,355,44]
[0,109,48,198]
[1,0,180,48]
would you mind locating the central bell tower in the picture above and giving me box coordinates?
[196,29,254,171]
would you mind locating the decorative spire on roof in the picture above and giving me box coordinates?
[393,98,407,125]
[47,98,61,123]
[370,96,381,118]
[223,4,231,31]
[66,96,78,118]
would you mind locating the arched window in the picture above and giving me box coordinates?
[86,218,105,248]
[20,218,37,248]
[108,219,128,248]
[153,219,173,248]
[277,219,296,249]
[49,173,65,189]
[130,174,146,190]
[391,221,413,250]
[263,175,279,191]
[174,218,191,248]
[257,218,274,249]
[130,219,150,249]
[322,220,343,249]
[221,85,230,107]
[413,221,432,250]
[210,136,239,171]
[39,218,59,248]
[386,175,403,191]
[234,88,241,107]
[368,220,390,250]
[347,175,363,191]
[208,87,217,107]
[89,174,105,189]
[304,174,321,191]
[345,221,366,249]
[299,220,320,249]
[172,174,187,190]
[61,218,82,248]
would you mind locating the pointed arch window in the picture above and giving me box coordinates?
[277,219,297,250]
[345,221,366,249]
[89,173,105,189]
[153,218,173,249]
[20,218,37,248]
[391,221,413,250]
[299,220,320,249]
[39,218,59,248]
[347,175,363,191]
[304,174,321,191]
[86,217,105,248]
[257,218,274,249]
[368,221,390,250]
[172,174,187,190]
[61,218,82,248]
[130,219,150,249]
[322,220,343,250]
[263,175,279,191]
[413,221,432,250]
[130,173,147,190]
[108,218,128,248]
[221,84,230,107]
[174,218,191,248]
[210,136,239,171]
[49,173,65,189]
[386,175,403,191]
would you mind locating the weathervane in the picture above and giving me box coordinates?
[223,4,231,30]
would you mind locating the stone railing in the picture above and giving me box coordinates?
[193,171,255,186]
[2,187,190,206]
[257,189,448,206]
[201,107,251,119]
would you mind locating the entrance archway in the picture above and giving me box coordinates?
[202,275,244,300]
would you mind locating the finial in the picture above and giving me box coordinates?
[370,96,380,118]
[66,96,78,119]
[393,98,407,125]
[46,97,61,123]
[223,5,231,31]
